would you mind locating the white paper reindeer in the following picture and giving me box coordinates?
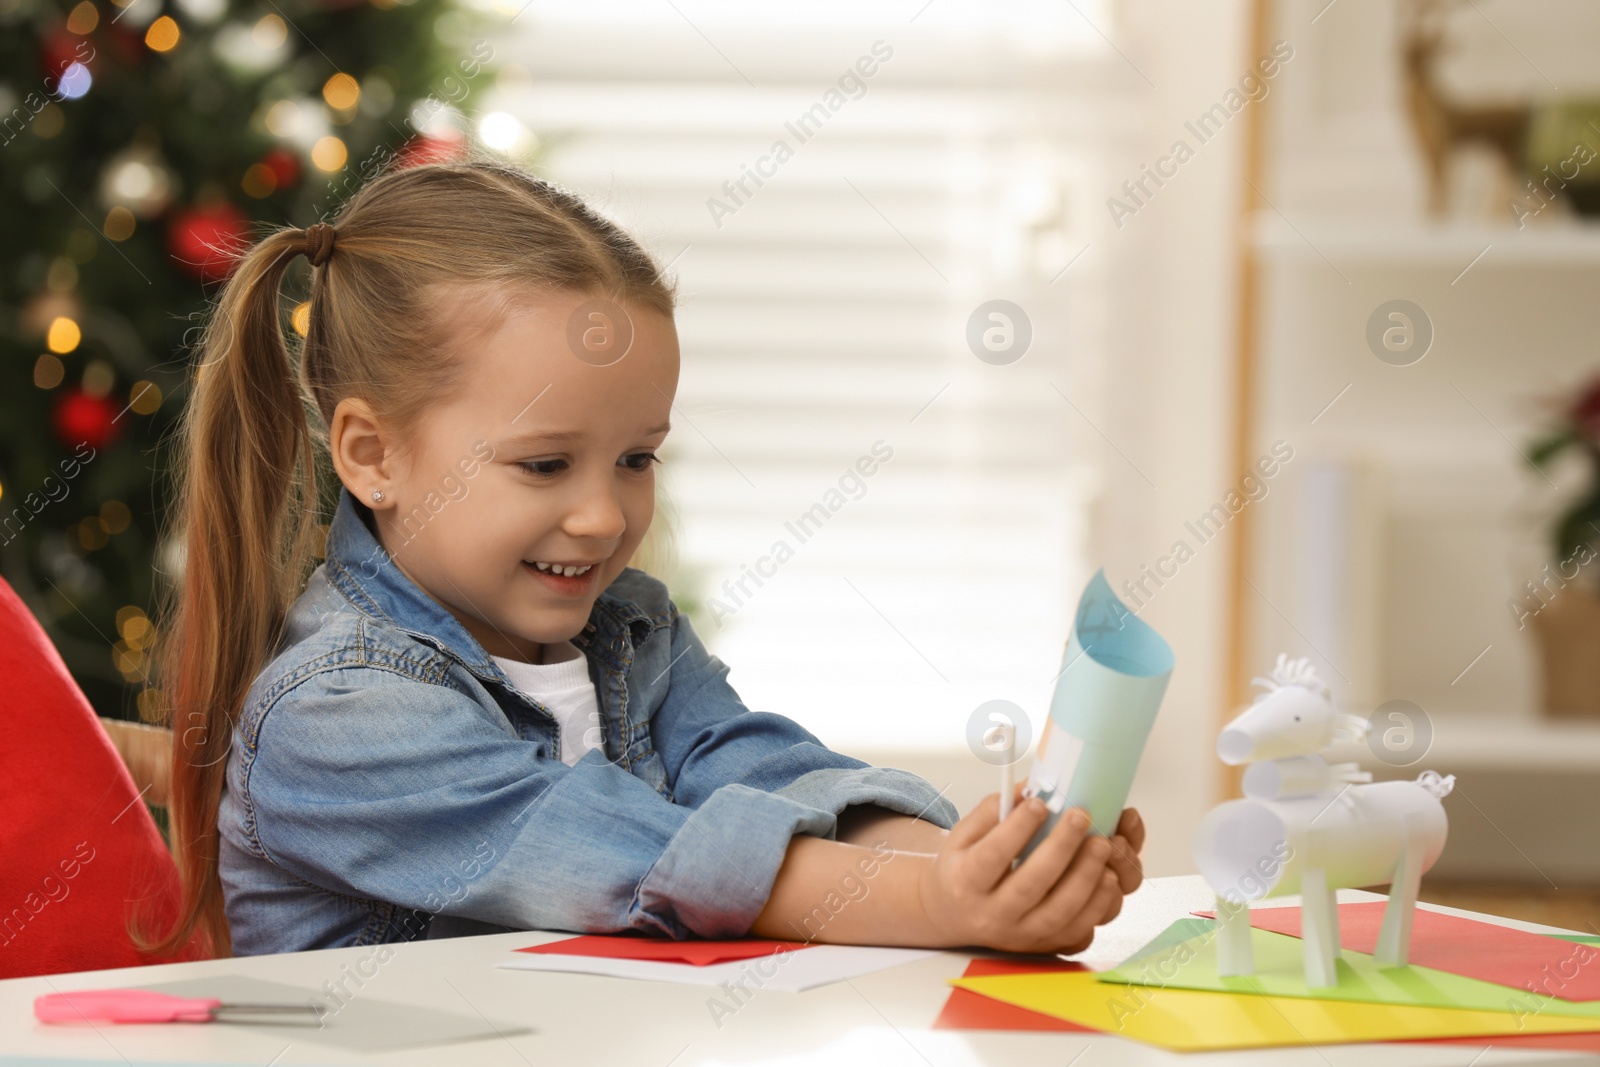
[1192,655,1456,988]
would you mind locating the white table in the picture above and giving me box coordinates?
[2,875,1592,1065]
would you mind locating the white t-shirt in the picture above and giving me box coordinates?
[492,641,604,766]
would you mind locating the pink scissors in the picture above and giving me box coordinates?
[36,989,324,1025]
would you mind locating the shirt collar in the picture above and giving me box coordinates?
[321,487,657,678]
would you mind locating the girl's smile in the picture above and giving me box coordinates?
[333,285,681,665]
[524,558,603,596]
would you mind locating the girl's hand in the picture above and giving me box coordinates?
[915,787,1125,955]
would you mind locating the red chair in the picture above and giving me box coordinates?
[0,575,191,978]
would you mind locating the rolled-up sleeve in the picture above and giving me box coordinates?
[649,607,960,833]
[239,668,845,940]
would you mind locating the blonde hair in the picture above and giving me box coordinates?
[151,159,677,957]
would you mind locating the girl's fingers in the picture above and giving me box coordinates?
[1017,830,1112,935]
[1097,868,1127,923]
[1061,932,1094,956]
[1106,833,1143,894]
[945,792,1004,850]
[1053,868,1124,950]
[946,784,1027,851]
[963,795,1052,891]
[1116,808,1146,854]
[992,806,1093,914]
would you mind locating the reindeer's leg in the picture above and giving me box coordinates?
[1375,814,1428,966]
[1301,866,1341,989]
[1215,894,1254,977]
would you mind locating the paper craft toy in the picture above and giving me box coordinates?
[1020,569,1173,857]
[1192,654,1456,988]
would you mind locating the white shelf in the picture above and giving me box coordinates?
[1429,715,1600,771]
[1250,211,1600,268]
[1330,714,1600,773]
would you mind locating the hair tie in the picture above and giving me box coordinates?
[303,222,336,268]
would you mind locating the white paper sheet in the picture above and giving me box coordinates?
[496,944,938,992]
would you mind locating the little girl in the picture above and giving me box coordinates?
[152,158,1145,958]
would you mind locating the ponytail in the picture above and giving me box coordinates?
[149,227,323,957]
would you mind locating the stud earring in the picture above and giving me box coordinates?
[371,489,385,504]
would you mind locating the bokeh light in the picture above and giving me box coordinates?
[82,359,115,398]
[145,15,181,52]
[323,73,360,111]
[101,500,133,534]
[66,1,99,33]
[478,111,526,152]
[103,206,136,241]
[129,381,163,414]
[136,688,164,723]
[252,13,287,49]
[242,162,277,198]
[310,135,348,172]
[33,354,65,390]
[56,65,91,100]
[46,317,81,354]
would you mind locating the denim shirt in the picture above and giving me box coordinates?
[219,489,958,955]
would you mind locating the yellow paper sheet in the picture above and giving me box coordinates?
[948,971,1600,1052]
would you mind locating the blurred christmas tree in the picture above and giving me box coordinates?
[0,0,514,722]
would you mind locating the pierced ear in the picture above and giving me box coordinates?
[328,397,395,507]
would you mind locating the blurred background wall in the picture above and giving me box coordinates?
[475,0,1250,878]
[5,0,1600,899]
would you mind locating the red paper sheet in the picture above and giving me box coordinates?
[932,957,1093,1032]
[1194,902,1600,1001]
[515,935,812,967]
[1420,1033,1600,1053]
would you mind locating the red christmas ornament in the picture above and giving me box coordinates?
[52,387,122,451]
[167,202,251,284]
[260,148,301,189]
[397,132,468,169]
[38,27,91,81]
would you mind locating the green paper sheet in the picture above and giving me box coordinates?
[1099,921,1600,1021]
[1120,917,1216,963]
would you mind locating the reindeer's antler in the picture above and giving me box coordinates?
[1250,654,1331,700]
